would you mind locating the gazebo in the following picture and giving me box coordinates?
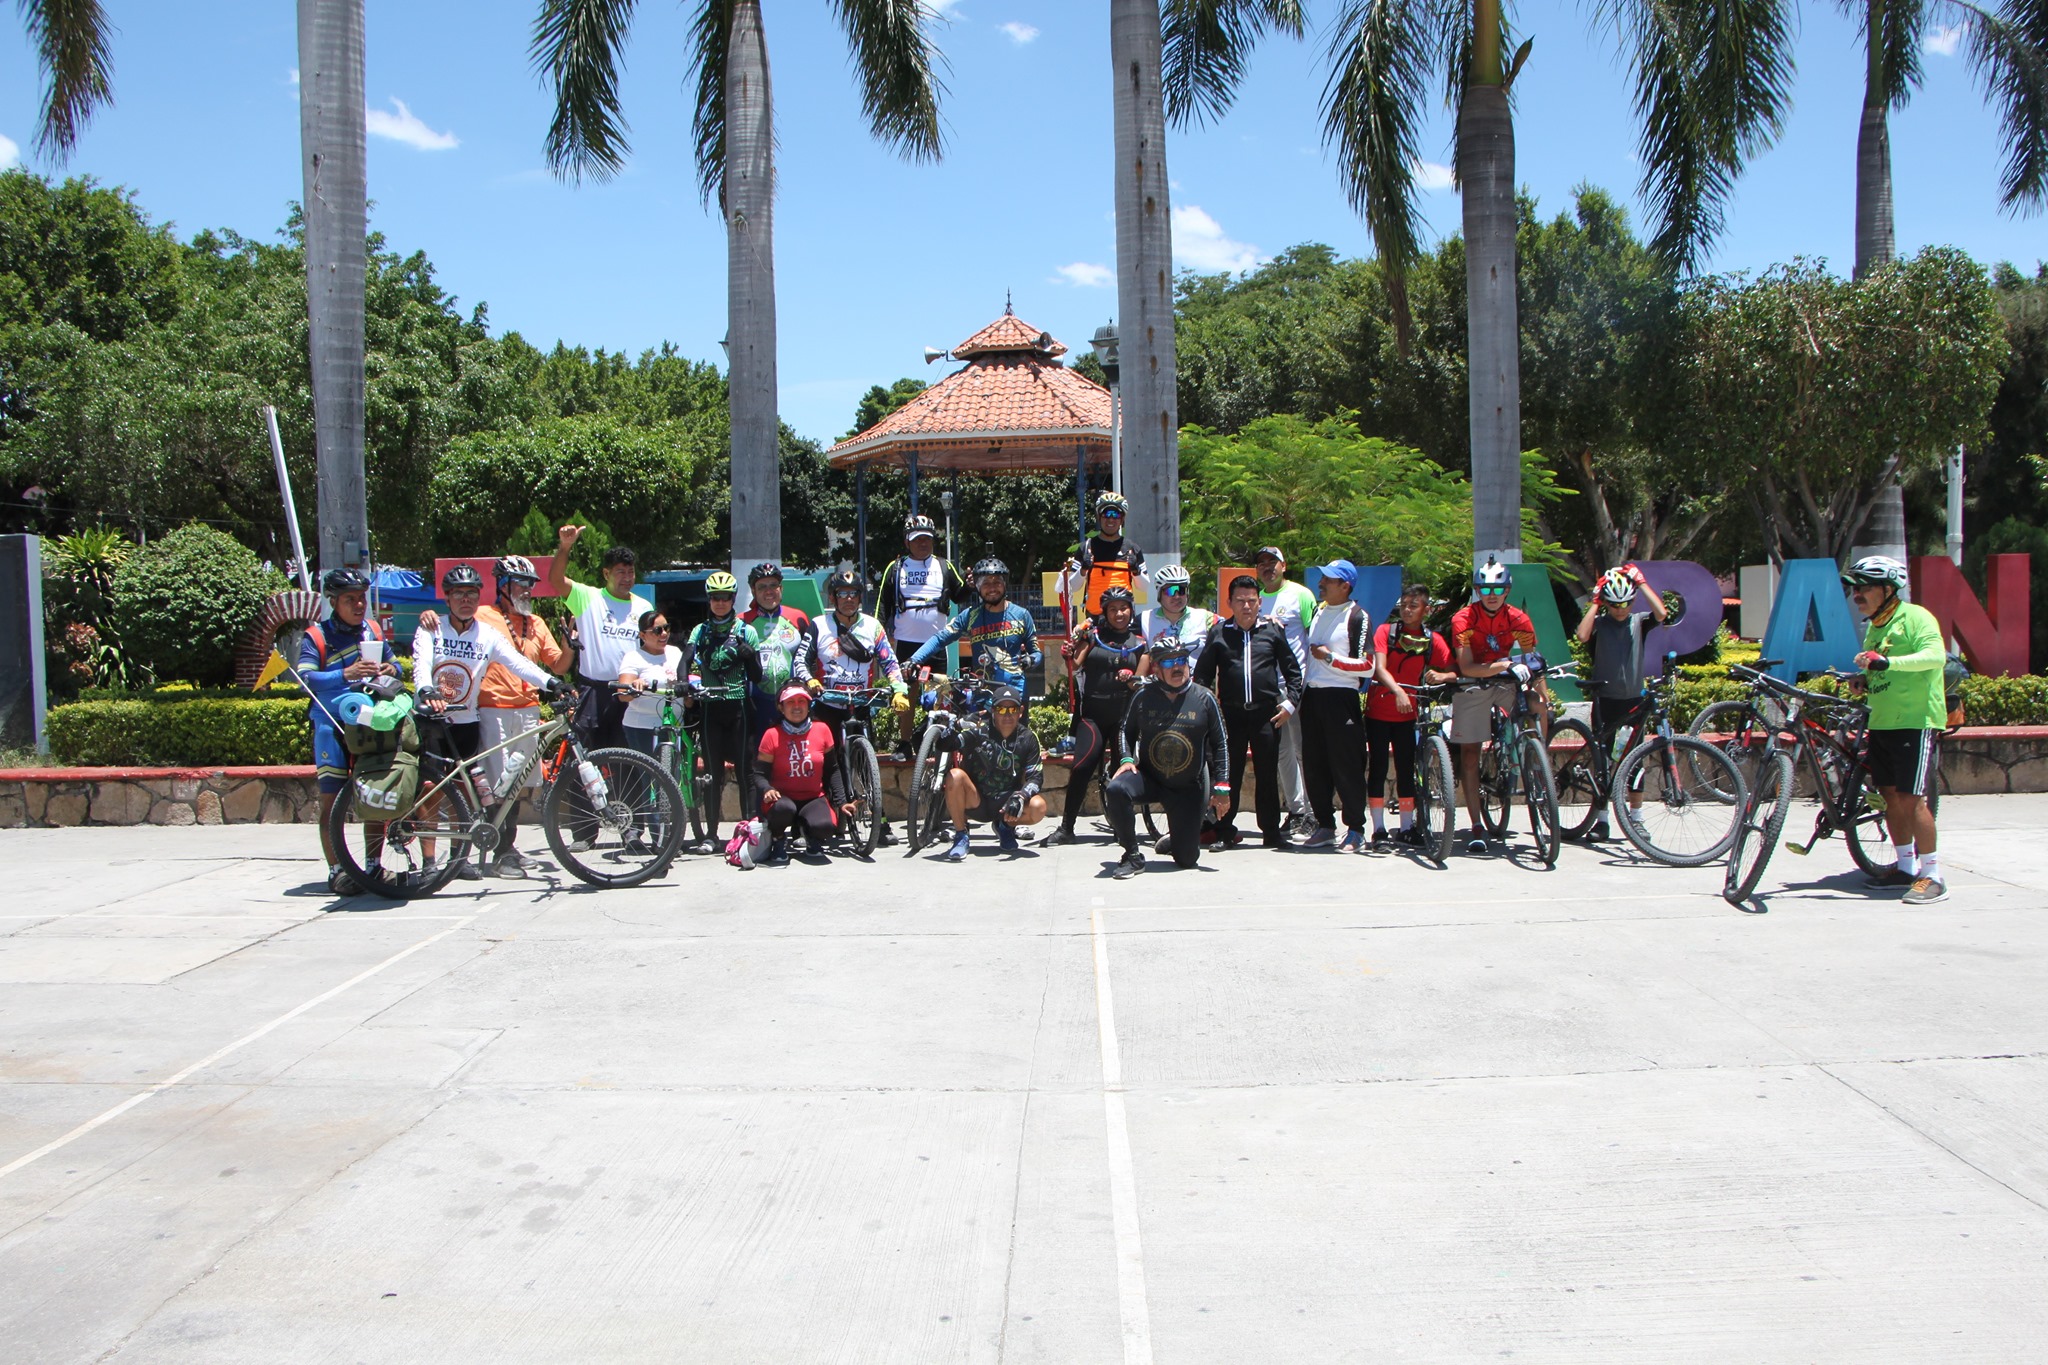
[826,308,1114,584]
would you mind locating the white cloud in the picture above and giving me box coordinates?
[1000,21,1038,43]
[1414,159,1455,191]
[365,97,459,152]
[1052,261,1114,288]
[1924,24,1962,56]
[1172,204,1263,274]
[0,133,18,170]
[288,67,299,87]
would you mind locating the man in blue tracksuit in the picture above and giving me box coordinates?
[297,567,398,895]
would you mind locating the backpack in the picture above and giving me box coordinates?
[725,817,766,868]
[1943,649,1969,728]
[348,716,423,823]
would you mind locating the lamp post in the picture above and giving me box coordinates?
[1091,322,1122,494]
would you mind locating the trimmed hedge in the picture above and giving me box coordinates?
[48,697,311,766]
[1958,673,2048,726]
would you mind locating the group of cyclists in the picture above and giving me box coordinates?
[300,489,1952,904]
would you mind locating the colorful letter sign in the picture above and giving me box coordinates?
[1911,554,2031,678]
[1760,559,1863,681]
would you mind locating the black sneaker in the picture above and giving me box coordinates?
[1371,828,1390,845]
[454,860,483,882]
[1113,851,1147,879]
[878,824,900,848]
[1262,831,1292,849]
[1866,867,1914,889]
[1464,830,1489,855]
[765,838,792,867]
[1039,826,1079,848]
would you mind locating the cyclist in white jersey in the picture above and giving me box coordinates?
[1137,564,1218,676]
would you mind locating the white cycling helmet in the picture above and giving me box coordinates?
[1597,568,1637,604]
[1841,555,1908,591]
[1154,563,1191,589]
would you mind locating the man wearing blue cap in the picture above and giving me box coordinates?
[1299,559,1390,850]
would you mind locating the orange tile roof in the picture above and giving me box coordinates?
[827,312,1112,472]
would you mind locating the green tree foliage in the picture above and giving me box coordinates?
[1680,247,2008,563]
[0,174,183,342]
[1177,414,1569,599]
[844,377,927,440]
[108,524,285,686]
[1963,268,2048,670]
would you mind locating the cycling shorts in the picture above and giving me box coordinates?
[1866,728,1937,798]
[311,714,350,794]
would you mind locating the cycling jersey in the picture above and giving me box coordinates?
[296,615,384,723]
[565,577,652,684]
[1140,605,1217,661]
[476,604,567,710]
[1070,535,1146,617]
[1861,601,1948,731]
[744,605,814,695]
[1450,601,1537,666]
[1367,622,1450,723]
[878,554,970,647]
[1586,610,1652,700]
[1075,620,1147,707]
[798,611,907,693]
[1258,580,1318,667]
[681,614,757,701]
[412,617,551,724]
[1120,679,1231,794]
[911,602,1043,691]
[959,723,1043,802]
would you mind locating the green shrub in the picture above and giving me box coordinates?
[1029,703,1071,755]
[1667,677,1748,729]
[1958,673,2048,726]
[48,697,311,766]
[109,525,285,686]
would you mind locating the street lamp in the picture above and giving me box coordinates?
[1090,322,1121,493]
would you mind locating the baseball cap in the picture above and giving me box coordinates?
[1254,546,1285,563]
[1315,558,1358,585]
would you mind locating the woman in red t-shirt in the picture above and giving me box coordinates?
[755,685,842,863]
[1364,585,1459,844]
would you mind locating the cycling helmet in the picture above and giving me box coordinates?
[747,561,783,586]
[824,569,863,599]
[1473,555,1512,589]
[705,570,738,595]
[440,564,484,594]
[1100,585,1136,609]
[972,557,1010,583]
[493,554,539,586]
[904,513,938,539]
[321,566,371,594]
[1094,490,1129,516]
[1597,568,1637,605]
[1154,564,1191,589]
[1841,555,1908,590]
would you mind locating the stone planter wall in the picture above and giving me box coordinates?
[0,767,321,829]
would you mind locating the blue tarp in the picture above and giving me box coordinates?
[369,566,438,605]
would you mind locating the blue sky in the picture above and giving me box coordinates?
[3,0,2040,446]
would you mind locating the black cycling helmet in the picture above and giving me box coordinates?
[824,568,863,599]
[440,564,484,594]
[747,561,783,586]
[322,566,371,595]
[1100,585,1136,609]
[903,513,938,539]
[972,557,1010,583]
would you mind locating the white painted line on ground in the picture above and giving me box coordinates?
[1091,904,1154,1365]
[0,906,492,1182]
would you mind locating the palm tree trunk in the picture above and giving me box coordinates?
[1111,0,1181,561]
[297,0,369,572]
[726,0,780,569]
[1852,0,1909,570]
[1461,0,1520,566]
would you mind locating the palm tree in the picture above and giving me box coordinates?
[1323,0,1795,563]
[297,0,372,575]
[532,0,944,569]
[13,0,114,159]
[1113,1,1305,563]
[1849,0,2046,564]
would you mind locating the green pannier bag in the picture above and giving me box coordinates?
[347,715,424,822]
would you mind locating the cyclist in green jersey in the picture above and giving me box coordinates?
[679,570,760,839]
[1842,556,1950,905]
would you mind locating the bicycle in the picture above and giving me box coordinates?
[1456,656,1563,867]
[326,682,687,897]
[906,665,998,853]
[1707,662,1936,884]
[632,679,735,851]
[1547,653,1746,867]
[815,685,891,857]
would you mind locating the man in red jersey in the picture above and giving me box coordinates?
[1449,556,1542,854]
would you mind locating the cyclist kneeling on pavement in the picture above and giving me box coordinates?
[941,685,1047,860]
[1842,555,1950,905]
[1573,564,1667,842]
[300,566,398,895]
[754,684,842,865]
[1107,639,1231,878]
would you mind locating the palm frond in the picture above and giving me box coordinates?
[1321,0,1441,350]
[19,0,115,158]
[689,0,733,206]
[1961,0,2048,208]
[530,0,638,182]
[1163,0,1306,127]
[829,0,946,162]
[1600,0,1795,271]
[1840,0,1927,105]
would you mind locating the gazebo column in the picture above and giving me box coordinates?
[908,449,920,515]
[856,466,868,587]
[1074,445,1088,552]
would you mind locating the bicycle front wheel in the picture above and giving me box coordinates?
[1611,735,1746,867]
[1689,700,1769,802]
[1415,733,1456,863]
[843,736,884,857]
[907,725,951,852]
[1520,732,1562,867]
[1724,752,1795,907]
[326,775,475,900]
[1545,718,1602,839]
[542,747,685,888]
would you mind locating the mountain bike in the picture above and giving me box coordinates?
[633,679,750,851]
[1369,682,1457,863]
[816,685,891,857]
[907,666,998,853]
[326,683,686,897]
[1458,656,1563,866]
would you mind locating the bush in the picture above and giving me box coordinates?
[1958,673,2048,726]
[1030,704,1071,755]
[47,696,311,766]
[109,524,284,686]
[1668,677,1748,729]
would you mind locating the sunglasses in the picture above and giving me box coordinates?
[709,593,735,602]
[645,624,671,634]
[1161,586,1187,597]
[994,703,1024,715]
[1102,510,1124,519]
[1477,586,1508,597]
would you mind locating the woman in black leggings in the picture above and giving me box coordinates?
[1363,585,1458,845]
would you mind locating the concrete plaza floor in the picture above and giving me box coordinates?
[2,794,2045,1364]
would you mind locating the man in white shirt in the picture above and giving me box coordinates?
[876,513,971,663]
[1255,546,1319,834]
[553,523,653,751]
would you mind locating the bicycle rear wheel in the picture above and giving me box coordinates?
[1843,772,1939,877]
[1689,700,1769,802]
[907,725,950,852]
[326,776,475,900]
[842,736,884,857]
[542,747,685,888]
[1545,718,1602,839]
[1520,733,1562,867]
[1611,735,1746,867]
[1474,740,1511,838]
[1724,752,1794,907]
[1414,734,1456,863]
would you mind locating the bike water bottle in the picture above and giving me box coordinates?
[494,747,532,800]
[578,757,610,808]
